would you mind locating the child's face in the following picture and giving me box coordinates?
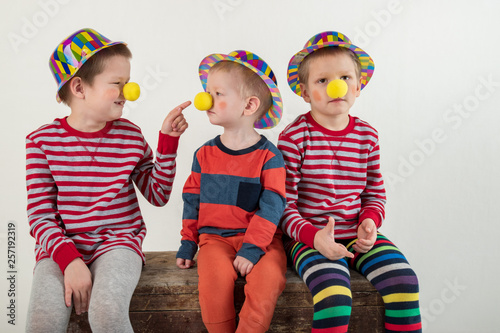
[205,69,246,128]
[300,52,361,125]
[81,55,131,125]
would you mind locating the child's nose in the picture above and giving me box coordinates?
[194,92,213,111]
[326,79,348,99]
[123,82,141,101]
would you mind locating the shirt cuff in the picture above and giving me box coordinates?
[157,132,180,155]
[236,243,265,265]
[52,242,83,274]
[176,240,198,260]
[300,224,320,250]
[359,210,382,228]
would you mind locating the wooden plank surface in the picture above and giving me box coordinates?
[68,251,385,333]
[69,307,384,333]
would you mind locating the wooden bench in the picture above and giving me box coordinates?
[68,251,384,332]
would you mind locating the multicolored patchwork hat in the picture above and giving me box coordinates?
[49,28,125,102]
[198,50,282,129]
[287,31,374,96]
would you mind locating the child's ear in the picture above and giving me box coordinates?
[69,77,86,100]
[299,83,311,103]
[356,77,362,97]
[244,96,260,115]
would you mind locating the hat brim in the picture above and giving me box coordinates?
[287,42,374,96]
[199,53,283,129]
[54,41,125,103]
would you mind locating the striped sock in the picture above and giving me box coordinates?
[346,234,422,332]
[290,242,351,332]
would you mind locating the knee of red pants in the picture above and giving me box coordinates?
[205,319,237,333]
[236,317,267,333]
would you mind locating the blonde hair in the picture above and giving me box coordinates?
[298,47,361,86]
[58,44,132,105]
[210,61,272,118]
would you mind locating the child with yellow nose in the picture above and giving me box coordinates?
[26,28,189,333]
[177,50,287,332]
[278,31,422,332]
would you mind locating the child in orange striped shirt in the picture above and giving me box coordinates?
[176,51,286,333]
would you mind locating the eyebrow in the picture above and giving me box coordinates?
[108,76,130,82]
[315,66,356,76]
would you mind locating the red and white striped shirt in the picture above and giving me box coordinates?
[26,117,178,273]
[278,112,386,248]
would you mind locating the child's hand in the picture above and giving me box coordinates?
[161,101,191,137]
[176,258,195,269]
[64,258,92,315]
[314,217,354,261]
[233,256,254,277]
[353,218,377,253]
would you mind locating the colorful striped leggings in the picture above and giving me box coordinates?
[286,234,422,332]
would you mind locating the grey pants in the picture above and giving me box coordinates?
[26,248,142,333]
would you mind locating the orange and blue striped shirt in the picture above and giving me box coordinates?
[177,135,286,264]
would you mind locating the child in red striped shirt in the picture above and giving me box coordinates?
[25,28,189,333]
[278,31,422,332]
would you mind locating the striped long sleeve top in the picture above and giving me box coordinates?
[26,117,178,273]
[176,135,286,264]
[278,112,386,249]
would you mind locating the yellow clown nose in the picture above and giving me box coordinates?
[326,79,348,99]
[123,82,141,101]
[194,92,213,111]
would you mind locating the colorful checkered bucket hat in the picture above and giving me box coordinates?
[49,28,125,102]
[287,31,374,96]
[198,50,283,129]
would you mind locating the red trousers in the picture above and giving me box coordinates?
[197,233,287,333]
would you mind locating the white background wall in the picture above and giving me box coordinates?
[1,0,498,332]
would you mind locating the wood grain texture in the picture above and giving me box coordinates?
[68,251,385,332]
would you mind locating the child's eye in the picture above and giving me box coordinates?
[341,76,350,81]
[317,78,327,84]
[215,92,222,96]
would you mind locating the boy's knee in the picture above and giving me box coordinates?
[88,298,129,323]
[237,316,267,333]
[238,296,276,333]
[204,318,236,333]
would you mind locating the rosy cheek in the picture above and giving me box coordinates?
[105,89,118,99]
[312,90,322,102]
[218,101,227,110]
